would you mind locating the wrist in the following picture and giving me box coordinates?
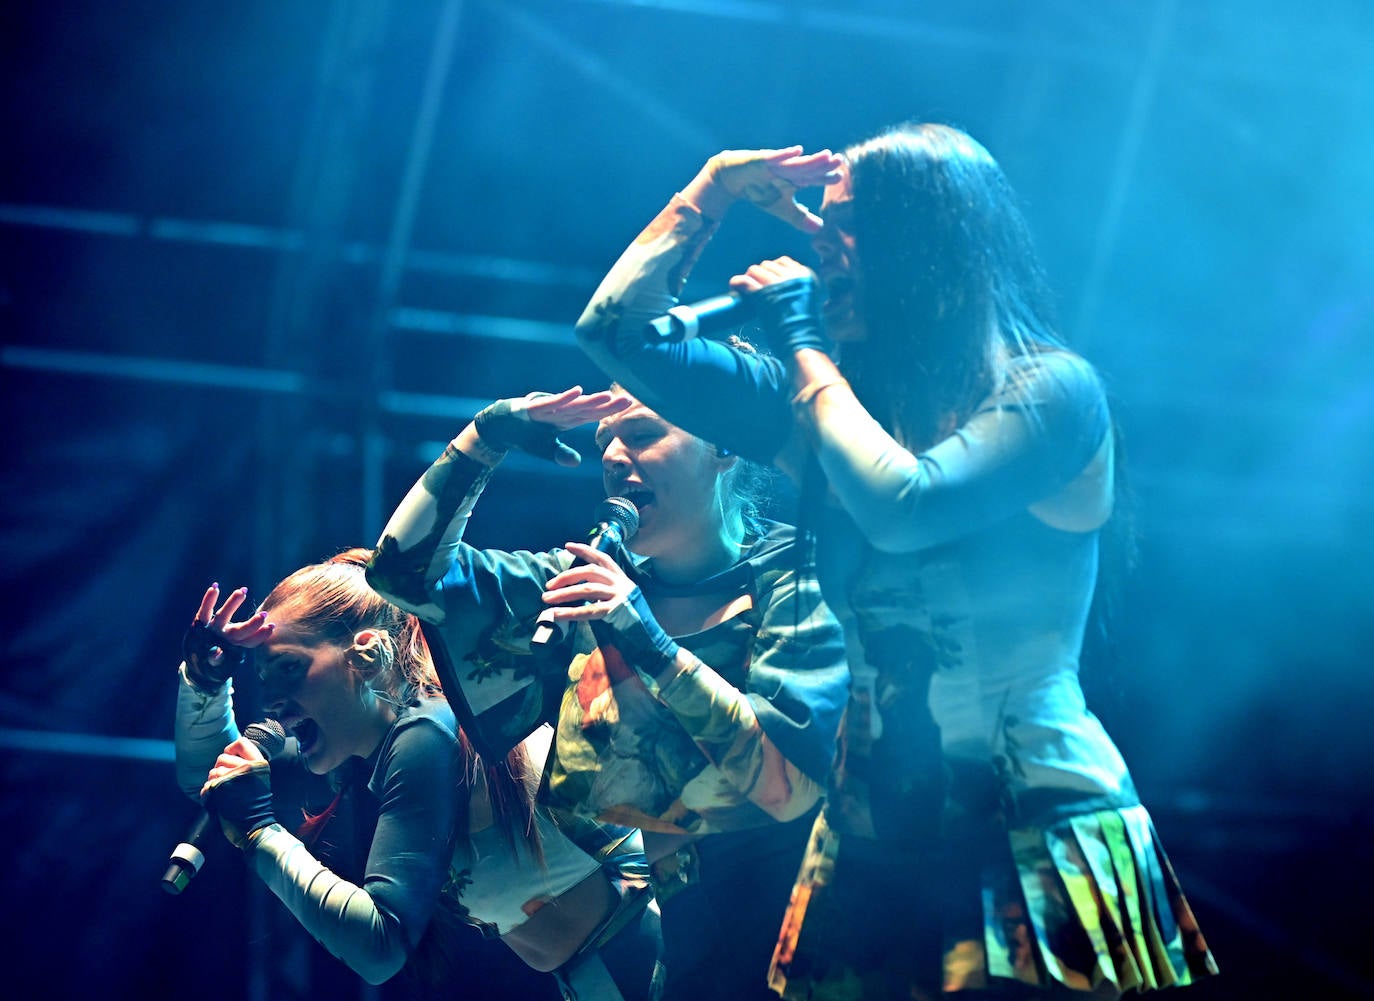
[241,821,284,855]
[591,588,680,682]
[455,422,508,467]
[754,276,832,357]
[179,661,228,696]
[679,167,735,222]
[792,375,850,408]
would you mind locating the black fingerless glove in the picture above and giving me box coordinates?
[589,586,681,685]
[204,760,277,850]
[473,396,580,464]
[182,622,248,693]
[752,275,833,356]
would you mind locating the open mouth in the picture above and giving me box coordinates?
[289,718,321,755]
[617,487,655,514]
[823,275,854,309]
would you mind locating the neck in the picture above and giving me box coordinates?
[359,702,398,760]
[645,524,745,587]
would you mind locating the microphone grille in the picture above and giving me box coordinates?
[597,496,640,543]
[242,719,287,759]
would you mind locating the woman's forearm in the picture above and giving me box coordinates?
[174,666,238,800]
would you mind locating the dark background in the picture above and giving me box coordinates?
[3,1,1371,998]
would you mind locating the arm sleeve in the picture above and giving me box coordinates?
[367,442,500,626]
[368,439,572,759]
[368,442,565,649]
[574,195,795,462]
[642,565,849,821]
[174,666,239,801]
[810,351,1112,553]
[246,718,458,986]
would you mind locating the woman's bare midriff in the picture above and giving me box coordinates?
[500,868,619,972]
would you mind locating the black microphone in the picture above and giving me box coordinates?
[161,718,288,895]
[644,292,754,343]
[530,497,640,648]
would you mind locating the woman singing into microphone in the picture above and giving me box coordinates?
[366,385,850,1001]
[173,548,655,1000]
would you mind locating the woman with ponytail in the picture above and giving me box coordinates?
[173,548,659,999]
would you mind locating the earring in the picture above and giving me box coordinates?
[350,631,397,678]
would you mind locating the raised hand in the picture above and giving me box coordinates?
[181,583,275,692]
[473,387,631,467]
[682,146,844,233]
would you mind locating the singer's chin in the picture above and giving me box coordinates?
[823,301,864,344]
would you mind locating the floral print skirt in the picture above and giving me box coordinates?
[768,804,1218,1000]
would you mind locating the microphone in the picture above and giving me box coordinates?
[530,497,640,648]
[161,718,287,895]
[644,292,753,343]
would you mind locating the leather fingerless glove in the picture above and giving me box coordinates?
[204,760,277,851]
[590,586,681,684]
[473,396,580,464]
[182,622,248,693]
[752,275,833,356]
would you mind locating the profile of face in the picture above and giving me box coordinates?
[595,392,733,560]
[258,619,393,775]
[811,161,865,343]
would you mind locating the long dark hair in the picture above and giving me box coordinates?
[836,123,1137,675]
[840,122,1062,450]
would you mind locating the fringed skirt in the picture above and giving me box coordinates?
[768,804,1218,1000]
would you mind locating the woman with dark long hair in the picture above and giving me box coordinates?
[175,545,658,1000]
[572,124,1219,999]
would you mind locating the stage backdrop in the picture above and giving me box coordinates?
[3,2,1372,998]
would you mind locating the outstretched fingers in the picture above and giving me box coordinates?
[194,583,221,625]
[773,148,845,188]
[525,386,632,431]
[210,586,249,629]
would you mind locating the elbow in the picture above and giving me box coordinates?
[749,761,823,823]
[362,559,412,611]
[352,942,408,986]
[573,318,607,361]
[851,494,940,553]
[574,301,629,362]
[361,561,392,601]
[857,517,924,554]
[358,962,403,987]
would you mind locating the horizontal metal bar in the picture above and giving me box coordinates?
[0,726,174,763]
[388,306,576,344]
[0,203,141,237]
[2,349,598,477]
[381,390,490,419]
[574,0,1129,66]
[2,346,307,393]
[0,202,596,287]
